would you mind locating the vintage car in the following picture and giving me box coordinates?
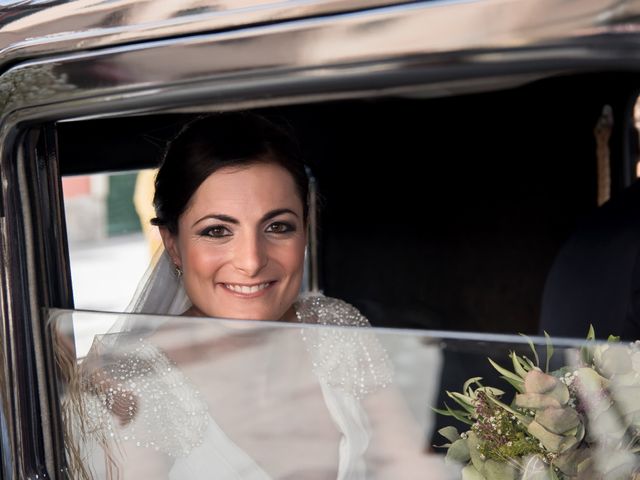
[2,0,640,478]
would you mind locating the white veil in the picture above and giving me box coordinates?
[95,248,192,341]
[125,248,191,315]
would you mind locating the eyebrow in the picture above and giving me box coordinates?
[192,208,298,228]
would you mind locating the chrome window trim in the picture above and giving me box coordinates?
[1,0,640,71]
[0,0,415,65]
[0,1,640,478]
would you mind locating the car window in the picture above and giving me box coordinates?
[63,170,157,312]
[49,309,632,479]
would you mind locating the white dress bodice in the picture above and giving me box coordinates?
[79,294,392,480]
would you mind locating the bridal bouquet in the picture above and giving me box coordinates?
[435,328,640,479]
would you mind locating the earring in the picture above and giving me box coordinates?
[174,265,183,278]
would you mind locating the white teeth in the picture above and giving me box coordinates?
[225,283,270,294]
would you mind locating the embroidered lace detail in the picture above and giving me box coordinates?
[83,337,208,458]
[295,294,393,399]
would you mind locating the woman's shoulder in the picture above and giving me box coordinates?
[294,293,392,399]
[294,293,370,327]
[79,337,209,459]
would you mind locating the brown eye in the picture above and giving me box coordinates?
[201,225,231,238]
[266,222,294,234]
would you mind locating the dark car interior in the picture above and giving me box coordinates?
[58,71,640,338]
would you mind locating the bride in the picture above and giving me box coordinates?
[67,113,451,479]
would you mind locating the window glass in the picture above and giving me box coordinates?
[51,310,631,479]
[62,170,159,311]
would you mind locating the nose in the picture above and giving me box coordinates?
[231,231,268,276]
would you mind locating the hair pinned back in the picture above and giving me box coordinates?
[151,113,309,233]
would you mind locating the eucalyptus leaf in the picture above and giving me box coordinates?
[524,369,557,394]
[462,464,486,480]
[466,431,485,473]
[501,375,525,393]
[600,345,632,375]
[445,438,471,465]
[444,403,474,426]
[522,355,536,370]
[432,406,454,417]
[580,325,596,365]
[554,448,590,476]
[520,333,540,367]
[514,393,561,410]
[524,370,569,405]
[483,459,518,480]
[447,391,476,413]
[488,358,523,383]
[511,351,529,378]
[463,376,484,394]
[535,407,580,435]
[438,426,461,443]
[476,386,505,397]
[528,421,565,453]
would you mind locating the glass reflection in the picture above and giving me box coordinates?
[51,310,632,479]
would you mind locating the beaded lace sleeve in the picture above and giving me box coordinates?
[82,336,209,460]
[294,294,393,400]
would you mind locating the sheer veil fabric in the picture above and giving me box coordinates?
[82,248,393,479]
[126,249,191,316]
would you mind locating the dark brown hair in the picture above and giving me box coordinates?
[152,113,308,233]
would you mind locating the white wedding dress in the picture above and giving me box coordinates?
[78,254,393,480]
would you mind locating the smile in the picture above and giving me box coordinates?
[223,282,273,295]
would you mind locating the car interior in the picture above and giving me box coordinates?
[58,70,640,338]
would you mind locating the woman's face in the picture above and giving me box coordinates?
[161,162,307,321]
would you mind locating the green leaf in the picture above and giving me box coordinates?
[581,326,596,365]
[521,356,536,370]
[483,459,518,480]
[466,431,485,473]
[447,391,476,414]
[488,358,523,383]
[528,421,579,454]
[462,464,486,480]
[432,406,455,417]
[438,426,461,443]
[501,375,525,393]
[511,351,529,378]
[535,407,580,435]
[514,393,561,410]
[544,331,554,373]
[527,421,565,453]
[520,333,540,367]
[463,376,483,394]
[442,402,474,425]
[523,370,570,405]
[607,334,620,343]
[476,386,505,397]
[445,438,471,464]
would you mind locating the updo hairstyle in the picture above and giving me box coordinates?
[151,113,308,234]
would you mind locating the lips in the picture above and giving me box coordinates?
[223,282,272,294]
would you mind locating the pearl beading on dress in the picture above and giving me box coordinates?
[84,337,209,458]
[295,294,393,400]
